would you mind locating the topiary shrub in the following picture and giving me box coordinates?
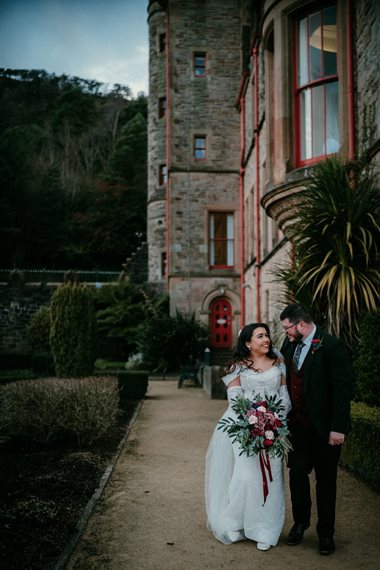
[0,376,119,446]
[50,282,96,377]
[118,370,148,405]
[353,310,380,407]
[27,306,51,352]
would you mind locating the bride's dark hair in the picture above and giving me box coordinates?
[224,322,277,374]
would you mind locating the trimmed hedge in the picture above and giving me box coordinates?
[0,376,119,446]
[118,370,148,405]
[340,402,380,491]
[0,353,32,370]
[353,310,380,407]
[31,352,55,375]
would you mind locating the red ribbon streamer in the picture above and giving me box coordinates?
[259,450,273,505]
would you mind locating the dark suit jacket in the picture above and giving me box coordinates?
[280,326,353,439]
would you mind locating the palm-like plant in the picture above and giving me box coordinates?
[278,156,380,347]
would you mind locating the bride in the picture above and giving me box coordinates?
[205,322,291,551]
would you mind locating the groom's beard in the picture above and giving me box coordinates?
[288,330,303,343]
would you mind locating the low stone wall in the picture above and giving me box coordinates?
[0,285,52,354]
[202,365,226,400]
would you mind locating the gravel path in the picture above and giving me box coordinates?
[66,380,380,570]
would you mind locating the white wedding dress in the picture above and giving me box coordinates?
[205,362,291,547]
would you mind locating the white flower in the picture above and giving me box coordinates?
[248,415,258,425]
[265,430,274,440]
[257,406,266,413]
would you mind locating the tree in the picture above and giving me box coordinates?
[50,282,96,377]
[0,69,147,269]
[276,156,380,347]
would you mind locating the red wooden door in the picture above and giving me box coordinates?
[210,298,232,348]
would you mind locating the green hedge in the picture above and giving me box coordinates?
[353,310,380,407]
[340,402,380,491]
[31,352,55,375]
[118,370,148,405]
[0,353,32,370]
[0,376,119,446]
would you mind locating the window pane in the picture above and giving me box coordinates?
[209,213,233,266]
[194,53,206,77]
[227,239,233,266]
[298,17,308,86]
[309,12,322,81]
[301,88,312,160]
[214,213,227,238]
[323,6,337,76]
[312,85,324,157]
[194,136,206,159]
[325,81,340,153]
[214,240,227,265]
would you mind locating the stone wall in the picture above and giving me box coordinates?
[0,285,52,354]
[355,0,380,167]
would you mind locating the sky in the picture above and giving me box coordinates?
[0,0,149,97]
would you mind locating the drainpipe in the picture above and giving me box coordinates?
[239,95,246,328]
[347,0,355,160]
[253,42,261,321]
[165,8,171,289]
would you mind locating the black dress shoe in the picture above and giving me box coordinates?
[319,537,335,555]
[286,522,309,546]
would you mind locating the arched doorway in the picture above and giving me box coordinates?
[210,298,232,349]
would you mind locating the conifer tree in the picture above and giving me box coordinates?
[50,281,96,377]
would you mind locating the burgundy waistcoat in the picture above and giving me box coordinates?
[289,360,313,427]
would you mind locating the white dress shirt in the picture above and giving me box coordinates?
[297,325,316,370]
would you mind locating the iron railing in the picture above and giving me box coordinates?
[0,268,122,284]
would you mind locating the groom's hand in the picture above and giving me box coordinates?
[328,431,345,446]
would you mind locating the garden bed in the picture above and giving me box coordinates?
[0,401,138,570]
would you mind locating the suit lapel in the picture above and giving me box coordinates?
[302,327,324,389]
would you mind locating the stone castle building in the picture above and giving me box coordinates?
[147,0,379,353]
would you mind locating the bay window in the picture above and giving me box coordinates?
[295,4,339,165]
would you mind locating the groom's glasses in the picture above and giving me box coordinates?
[282,321,300,332]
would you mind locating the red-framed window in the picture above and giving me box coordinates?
[159,164,167,185]
[159,33,166,52]
[158,97,166,118]
[194,52,206,77]
[294,4,339,166]
[209,212,234,268]
[194,135,206,160]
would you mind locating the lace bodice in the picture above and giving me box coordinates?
[222,363,285,400]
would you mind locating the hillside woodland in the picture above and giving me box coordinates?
[0,69,147,270]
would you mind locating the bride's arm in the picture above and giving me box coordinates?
[226,376,244,405]
[278,376,291,417]
[222,365,244,405]
[274,348,292,417]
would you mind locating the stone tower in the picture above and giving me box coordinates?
[148,0,244,350]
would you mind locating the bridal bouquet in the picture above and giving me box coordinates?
[218,394,292,503]
[218,393,292,459]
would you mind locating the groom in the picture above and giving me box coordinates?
[280,303,352,555]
